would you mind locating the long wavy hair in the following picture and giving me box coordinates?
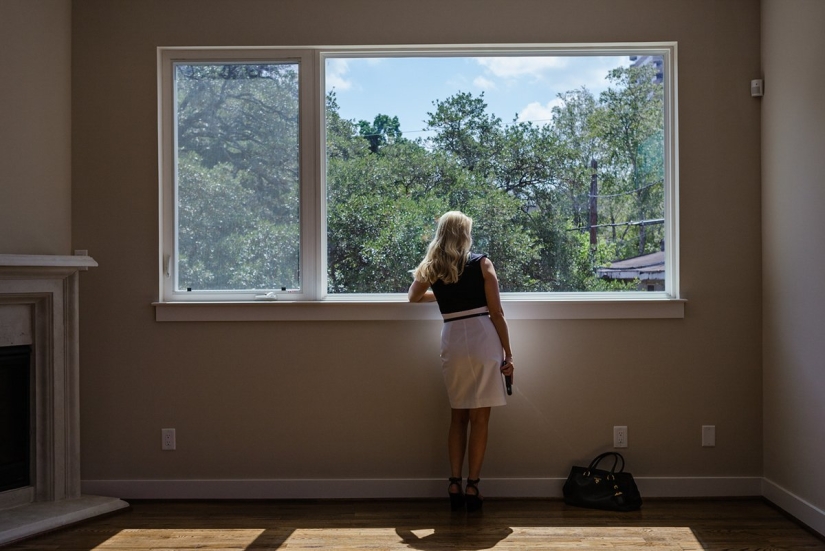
[414,211,473,284]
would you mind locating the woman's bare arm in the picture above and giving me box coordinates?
[481,257,514,378]
[408,279,436,303]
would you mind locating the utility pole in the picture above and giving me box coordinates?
[589,159,598,247]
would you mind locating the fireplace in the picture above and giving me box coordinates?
[0,345,32,493]
[0,255,128,545]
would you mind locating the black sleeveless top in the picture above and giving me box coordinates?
[431,253,488,314]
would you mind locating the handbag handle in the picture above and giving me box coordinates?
[586,452,625,474]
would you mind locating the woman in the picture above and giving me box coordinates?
[408,211,515,512]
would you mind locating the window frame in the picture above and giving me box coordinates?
[158,48,320,303]
[157,43,681,321]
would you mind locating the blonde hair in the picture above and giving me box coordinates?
[414,211,473,284]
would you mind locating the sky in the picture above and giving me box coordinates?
[325,55,632,139]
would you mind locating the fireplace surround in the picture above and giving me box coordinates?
[0,254,127,545]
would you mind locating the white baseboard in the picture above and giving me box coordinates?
[77,478,824,539]
[635,476,762,498]
[82,476,762,501]
[762,478,825,538]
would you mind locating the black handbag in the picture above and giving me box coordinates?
[562,452,642,511]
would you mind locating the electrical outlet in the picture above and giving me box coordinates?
[613,426,627,448]
[702,425,716,447]
[162,428,176,450]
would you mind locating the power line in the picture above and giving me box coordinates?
[567,218,664,232]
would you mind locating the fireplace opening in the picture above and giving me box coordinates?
[0,344,32,493]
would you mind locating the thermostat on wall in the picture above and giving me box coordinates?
[751,79,764,97]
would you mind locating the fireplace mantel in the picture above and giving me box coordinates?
[0,254,128,545]
[0,254,99,269]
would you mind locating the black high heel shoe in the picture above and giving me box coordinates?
[448,477,464,511]
[465,478,483,512]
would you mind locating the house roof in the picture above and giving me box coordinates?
[597,250,664,281]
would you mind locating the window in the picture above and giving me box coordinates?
[159,49,317,302]
[175,62,300,293]
[158,45,679,316]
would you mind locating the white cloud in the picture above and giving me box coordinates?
[473,55,631,97]
[561,57,633,95]
[476,56,568,78]
[325,59,353,91]
[517,98,564,125]
[473,76,496,90]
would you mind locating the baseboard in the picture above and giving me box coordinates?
[762,478,825,538]
[82,476,762,500]
[77,478,824,539]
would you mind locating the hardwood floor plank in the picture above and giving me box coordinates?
[1,498,822,550]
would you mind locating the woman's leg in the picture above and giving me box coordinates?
[467,407,492,484]
[448,408,470,480]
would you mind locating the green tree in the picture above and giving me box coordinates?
[358,114,402,153]
[176,60,666,295]
[326,91,541,293]
[175,63,300,290]
[592,64,665,257]
[427,92,501,175]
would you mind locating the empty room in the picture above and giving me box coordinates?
[1,0,823,549]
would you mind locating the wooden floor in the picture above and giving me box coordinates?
[3,498,824,550]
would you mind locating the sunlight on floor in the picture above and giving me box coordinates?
[87,526,703,550]
[90,528,266,549]
[285,526,703,549]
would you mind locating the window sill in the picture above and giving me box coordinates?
[153,295,685,322]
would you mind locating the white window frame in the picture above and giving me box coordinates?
[156,43,682,321]
[158,48,319,303]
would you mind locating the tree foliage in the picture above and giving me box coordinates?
[175,63,300,291]
[175,60,665,294]
[327,63,664,293]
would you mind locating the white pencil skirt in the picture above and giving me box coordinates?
[440,312,507,409]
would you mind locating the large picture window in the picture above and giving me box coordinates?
[158,45,678,311]
[325,53,668,294]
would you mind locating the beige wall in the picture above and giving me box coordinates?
[762,0,825,511]
[71,0,763,486]
[0,0,72,255]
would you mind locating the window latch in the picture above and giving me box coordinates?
[254,292,279,301]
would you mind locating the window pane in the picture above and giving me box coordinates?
[175,63,300,292]
[325,55,665,293]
